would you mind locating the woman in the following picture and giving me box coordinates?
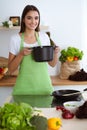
[8,5,59,107]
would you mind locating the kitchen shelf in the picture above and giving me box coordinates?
[0,26,20,30]
[0,25,49,31]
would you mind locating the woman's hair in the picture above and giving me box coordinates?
[20,5,40,33]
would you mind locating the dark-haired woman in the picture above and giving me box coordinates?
[8,5,59,107]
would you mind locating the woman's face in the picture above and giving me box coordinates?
[24,11,39,30]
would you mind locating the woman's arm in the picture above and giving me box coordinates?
[8,48,32,74]
[48,46,60,67]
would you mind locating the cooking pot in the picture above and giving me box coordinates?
[52,89,82,101]
[32,45,56,62]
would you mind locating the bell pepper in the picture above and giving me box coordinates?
[48,117,62,130]
[67,56,74,62]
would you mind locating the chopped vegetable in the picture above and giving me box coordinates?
[65,104,77,107]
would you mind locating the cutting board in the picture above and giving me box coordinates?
[0,76,16,86]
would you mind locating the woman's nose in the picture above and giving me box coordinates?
[32,19,35,23]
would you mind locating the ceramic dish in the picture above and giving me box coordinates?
[63,101,84,114]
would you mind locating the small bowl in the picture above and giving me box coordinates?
[63,101,84,114]
[82,91,87,101]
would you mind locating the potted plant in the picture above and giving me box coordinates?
[59,47,84,79]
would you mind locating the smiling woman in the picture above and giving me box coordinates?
[8,5,59,107]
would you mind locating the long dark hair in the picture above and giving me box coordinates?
[20,5,40,33]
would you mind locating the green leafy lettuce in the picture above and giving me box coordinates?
[0,102,37,130]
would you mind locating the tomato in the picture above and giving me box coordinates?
[74,56,78,61]
[0,68,3,74]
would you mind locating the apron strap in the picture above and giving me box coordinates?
[20,33,24,50]
[20,32,42,49]
[35,32,41,46]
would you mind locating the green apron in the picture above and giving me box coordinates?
[12,32,53,107]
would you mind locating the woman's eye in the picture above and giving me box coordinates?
[26,16,39,20]
[35,16,39,20]
[27,16,32,20]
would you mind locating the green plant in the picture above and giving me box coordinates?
[59,47,84,63]
[2,20,13,28]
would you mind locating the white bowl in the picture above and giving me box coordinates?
[63,101,84,114]
[82,91,87,101]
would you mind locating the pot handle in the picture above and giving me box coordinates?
[53,45,58,50]
[28,47,34,50]
[83,88,87,91]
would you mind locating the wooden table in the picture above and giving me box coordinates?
[0,75,87,86]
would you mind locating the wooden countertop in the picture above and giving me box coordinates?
[0,75,87,86]
[51,76,87,86]
[0,76,16,86]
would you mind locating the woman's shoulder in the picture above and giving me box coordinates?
[38,31,50,41]
[9,34,21,55]
[39,31,49,37]
[38,31,50,45]
[11,33,21,41]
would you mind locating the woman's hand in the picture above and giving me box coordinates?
[54,46,60,54]
[8,48,33,74]
[48,46,60,67]
[20,47,33,56]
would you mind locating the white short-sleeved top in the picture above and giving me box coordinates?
[9,32,50,55]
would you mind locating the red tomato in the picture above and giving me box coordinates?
[74,56,78,61]
[0,68,3,74]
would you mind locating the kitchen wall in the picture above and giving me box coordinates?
[0,0,87,75]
